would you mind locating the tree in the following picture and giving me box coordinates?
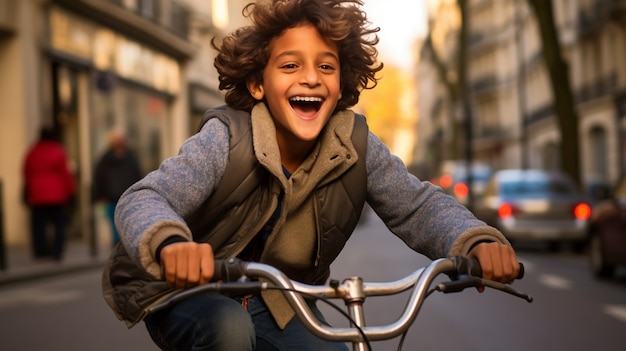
[527,0,582,186]
[358,64,407,145]
[422,0,467,161]
[423,0,475,207]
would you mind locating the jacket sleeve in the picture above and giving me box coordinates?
[364,132,509,259]
[59,147,77,199]
[114,117,230,277]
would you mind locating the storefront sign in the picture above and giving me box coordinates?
[49,7,180,95]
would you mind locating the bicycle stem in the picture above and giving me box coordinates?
[150,257,533,351]
[245,259,457,344]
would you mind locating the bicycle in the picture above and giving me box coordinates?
[149,256,533,351]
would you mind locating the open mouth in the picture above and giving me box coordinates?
[289,96,323,118]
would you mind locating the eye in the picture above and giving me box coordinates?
[280,63,299,71]
[319,64,336,72]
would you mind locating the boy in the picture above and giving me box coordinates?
[103,1,520,350]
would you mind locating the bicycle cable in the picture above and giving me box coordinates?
[266,286,374,351]
[395,288,437,351]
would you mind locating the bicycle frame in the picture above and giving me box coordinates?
[149,257,532,351]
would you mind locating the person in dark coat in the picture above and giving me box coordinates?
[23,127,76,260]
[93,128,142,246]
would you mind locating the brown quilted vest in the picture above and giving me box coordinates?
[102,105,368,327]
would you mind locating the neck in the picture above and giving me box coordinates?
[277,136,315,174]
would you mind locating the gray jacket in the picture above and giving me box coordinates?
[103,103,509,327]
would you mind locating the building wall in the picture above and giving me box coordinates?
[0,0,45,247]
[417,0,626,191]
[0,0,205,248]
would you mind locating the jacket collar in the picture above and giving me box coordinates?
[250,103,359,211]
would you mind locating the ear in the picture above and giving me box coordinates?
[247,80,265,100]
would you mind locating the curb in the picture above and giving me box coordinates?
[0,258,107,287]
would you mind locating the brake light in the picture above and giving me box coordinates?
[498,203,516,218]
[454,182,469,198]
[440,174,452,188]
[573,203,591,220]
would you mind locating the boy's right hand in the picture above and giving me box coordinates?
[159,242,215,289]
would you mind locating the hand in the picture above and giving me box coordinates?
[159,242,215,289]
[468,242,520,292]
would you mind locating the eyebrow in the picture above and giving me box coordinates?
[274,50,339,62]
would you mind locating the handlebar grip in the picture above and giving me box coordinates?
[213,258,248,282]
[517,262,525,279]
[451,256,525,280]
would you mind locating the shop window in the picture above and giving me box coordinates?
[542,141,560,171]
[589,125,608,180]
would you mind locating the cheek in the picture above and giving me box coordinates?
[330,77,342,97]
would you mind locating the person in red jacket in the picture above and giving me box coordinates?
[23,127,76,260]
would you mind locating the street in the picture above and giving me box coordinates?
[0,212,625,351]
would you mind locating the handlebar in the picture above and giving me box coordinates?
[148,256,532,346]
[212,255,525,282]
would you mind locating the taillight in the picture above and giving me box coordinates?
[454,182,469,198]
[440,175,452,188]
[498,203,516,218]
[574,203,591,220]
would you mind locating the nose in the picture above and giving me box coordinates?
[300,65,321,86]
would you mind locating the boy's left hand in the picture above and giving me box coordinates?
[467,242,520,291]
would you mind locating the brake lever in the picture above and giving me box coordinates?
[436,276,534,303]
[148,281,267,314]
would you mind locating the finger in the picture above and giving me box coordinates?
[185,245,201,287]
[507,246,521,283]
[198,244,214,285]
[471,243,494,281]
[491,243,513,282]
[174,245,188,289]
[161,246,178,287]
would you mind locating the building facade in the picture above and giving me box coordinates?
[416,0,626,190]
[0,0,248,250]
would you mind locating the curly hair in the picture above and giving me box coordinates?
[211,0,383,112]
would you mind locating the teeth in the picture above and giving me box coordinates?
[290,96,322,102]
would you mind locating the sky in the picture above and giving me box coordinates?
[362,0,429,70]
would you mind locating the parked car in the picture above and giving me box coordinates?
[587,176,626,278]
[473,169,591,251]
[435,160,493,207]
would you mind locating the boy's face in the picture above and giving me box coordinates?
[247,23,342,144]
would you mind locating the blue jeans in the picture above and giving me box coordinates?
[144,293,349,351]
[105,201,120,245]
[30,205,66,259]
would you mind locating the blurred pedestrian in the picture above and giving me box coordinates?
[92,128,142,246]
[23,126,76,261]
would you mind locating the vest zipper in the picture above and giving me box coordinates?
[313,189,322,267]
[226,190,281,258]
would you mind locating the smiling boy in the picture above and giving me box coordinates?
[248,24,342,171]
[102,1,520,350]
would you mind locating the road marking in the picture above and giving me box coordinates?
[32,290,83,305]
[538,274,572,289]
[0,288,83,308]
[604,305,626,323]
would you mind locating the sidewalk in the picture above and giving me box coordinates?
[0,240,111,286]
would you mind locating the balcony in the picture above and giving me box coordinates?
[53,0,196,59]
[577,0,625,38]
[575,73,619,104]
[470,75,497,94]
[0,0,17,34]
[106,0,190,39]
[526,103,554,125]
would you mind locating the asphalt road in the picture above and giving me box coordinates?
[0,211,624,350]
